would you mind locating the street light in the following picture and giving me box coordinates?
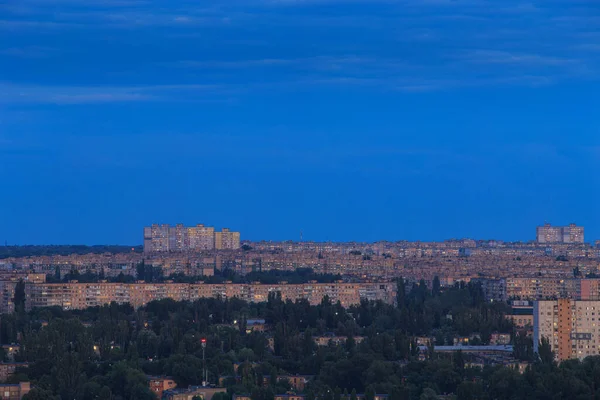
[201,338,207,387]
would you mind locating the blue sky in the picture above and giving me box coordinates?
[0,0,599,244]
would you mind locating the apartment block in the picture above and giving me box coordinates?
[534,299,600,361]
[19,282,396,312]
[187,225,215,250]
[476,278,600,302]
[215,228,241,250]
[144,224,239,252]
[537,223,584,244]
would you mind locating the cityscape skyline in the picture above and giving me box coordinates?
[2,0,600,394]
[0,221,598,246]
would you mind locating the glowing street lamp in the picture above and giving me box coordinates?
[201,338,207,386]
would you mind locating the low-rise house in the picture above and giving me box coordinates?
[489,333,511,345]
[277,375,314,391]
[0,363,28,382]
[0,382,30,399]
[148,376,177,398]
[313,335,364,347]
[0,346,19,362]
[163,386,226,400]
[246,319,268,333]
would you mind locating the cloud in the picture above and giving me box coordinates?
[0,46,57,58]
[460,50,576,66]
[0,83,227,104]
[0,19,80,29]
[1,0,599,96]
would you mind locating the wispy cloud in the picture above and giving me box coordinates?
[0,46,57,58]
[1,0,599,97]
[460,50,577,66]
[0,83,228,104]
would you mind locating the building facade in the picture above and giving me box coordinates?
[215,228,241,250]
[144,224,240,252]
[534,299,600,361]
[537,223,584,244]
[477,278,600,302]
[20,281,396,312]
[0,382,30,400]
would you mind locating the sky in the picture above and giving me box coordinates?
[0,0,599,245]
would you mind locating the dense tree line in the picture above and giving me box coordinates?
[46,266,343,285]
[0,281,597,399]
[0,245,142,259]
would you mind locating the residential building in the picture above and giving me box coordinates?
[537,223,584,244]
[0,346,19,363]
[215,229,240,250]
[188,225,215,250]
[277,375,314,392]
[144,224,240,252]
[164,387,226,400]
[0,363,28,382]
[490,333,511,345]
[534,299,600,361]
[0,382,30,399]
[506,300,534,328]
[19,282,396,312]
[148,376,177,398]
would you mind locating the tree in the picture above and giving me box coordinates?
[537,337,554,365]
[397,278,406,308]
[432,276,441,297]
[53,352,84,400]
[452,350,465,370]
[13,280,25,313]
[22,388,61,400]
[345,334,356,353]
[136,261,145,281]
[98,386,112,400]
[456,382,483,400]
[419,388,438,400]
[513,332,534,362]
[212,393,230,400]
[54,266,61,281]
[350,389,358,400]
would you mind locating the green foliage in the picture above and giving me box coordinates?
[5,284,600,400]
[22,387,61,400]
[513,332,534,362]
[13,279,26,313]
[0,245,142,259]
[537,337,554,365]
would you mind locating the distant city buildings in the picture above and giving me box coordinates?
[537,223,584,244]
[534,299,600,361]
[144,224,240,252]
[215,228,241,250]
[476,278,600,302]
[16,281,396,312]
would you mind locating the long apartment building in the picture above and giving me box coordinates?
[19,281,396,312]
[144,224,240,252]
[475,278,600,302]
[534,299,600,361]
[537,223,584,244]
